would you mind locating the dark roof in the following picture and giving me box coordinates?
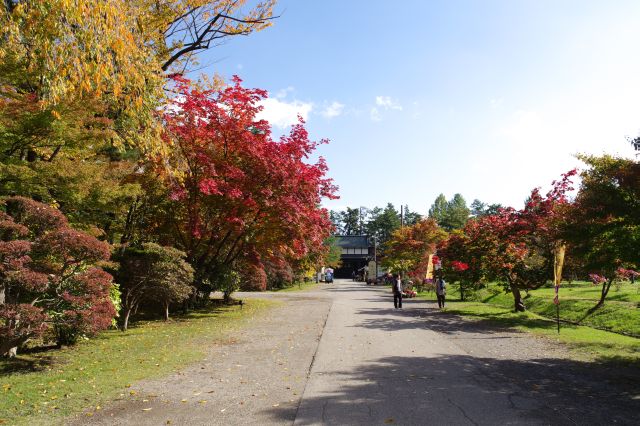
[334,235,370,248]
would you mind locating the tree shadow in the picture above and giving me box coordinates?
[263,354,640,425]
[0,353,56,374]
[353,303,539,337]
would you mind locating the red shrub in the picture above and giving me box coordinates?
[0,197,116,354]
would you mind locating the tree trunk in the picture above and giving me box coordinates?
[164,302,170,321]
[460,284,464,301]
[509,282,526,312]
[595,279,613,308]
[1,335,28,358]
[122,308,132,331]
[1,286,19,356]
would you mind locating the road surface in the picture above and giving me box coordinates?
[78,279,639,425]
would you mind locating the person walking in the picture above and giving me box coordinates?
[436,277,446,308]
[393,273,403,309]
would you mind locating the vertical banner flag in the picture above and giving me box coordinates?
[553,243,566,305]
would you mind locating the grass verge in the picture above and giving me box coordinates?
[271,280,322,293]
[444,301,640,364]
[417,293,640,365]
[0,299,275,425]
[450,282,640,337]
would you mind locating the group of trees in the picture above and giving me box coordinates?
[330,195,479,263]
[428,193,471,231]
[330,204,421,244]
[1,1,338,357]
[379,154,638,313]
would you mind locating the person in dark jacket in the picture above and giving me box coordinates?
[393,273,403,309]
[436,277,446,308]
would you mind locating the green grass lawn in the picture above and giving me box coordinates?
[517,283,636,336]
[531,281,640,303]
[432,281,640,337]
[270,280,322,292]
[416,281,640,365]
[0,299,275,426]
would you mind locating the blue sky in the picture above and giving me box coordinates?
[201,0,640,214]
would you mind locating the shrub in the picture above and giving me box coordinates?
[239,263,267,291]
[264,258,294,290]
[113,243,194,330]
[0,197,115,355]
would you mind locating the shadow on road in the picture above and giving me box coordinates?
[353,304,533,337]
[263,353,640,425]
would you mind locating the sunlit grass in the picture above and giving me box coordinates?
[531,281,640,303]
[442,301,640,364]
[417,280,640,337]
[416,280,640,364]
[0,299,275,425]
[271,280,322,292]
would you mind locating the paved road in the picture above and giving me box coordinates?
[287,281,639,425]
[79,279,639,425]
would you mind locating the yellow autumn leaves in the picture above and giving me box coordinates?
[0,0,275,156]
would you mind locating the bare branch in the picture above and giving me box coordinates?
[161,7,278,72]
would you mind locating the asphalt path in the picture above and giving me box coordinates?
[78,279,640,425]
[287,280,639,425]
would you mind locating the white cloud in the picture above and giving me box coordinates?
[370,107,381,122]
[375,96,402,111]
[489,97,504,109]
[257,98,313,129]
[275,86,295,99]
[321,101,345,118]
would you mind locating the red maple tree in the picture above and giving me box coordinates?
[154,76,337,298]
[439,171,576,311]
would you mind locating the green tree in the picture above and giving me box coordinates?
[485,203,505,216]
[428,194,448,226]
[470,199,486,217]
[323,236,343,269]
[0,158,141,242]
[402,205,422,226]
[443,193,470,230]
[364,206,383,236]
[429,194,470,230]
[437,231,480,301]
[329,210,343,233]
[114,243,194,330]
[340,207,361,235]
[561,155,639,307]
[470,199,504,217]
[369,203,401,245]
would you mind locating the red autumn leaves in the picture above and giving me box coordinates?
[156,76,337,288]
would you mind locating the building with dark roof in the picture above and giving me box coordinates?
[333,235,374,278]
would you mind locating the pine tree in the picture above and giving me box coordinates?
[428,194,448,227]
[444,194,470,230]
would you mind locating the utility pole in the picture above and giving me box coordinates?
[400,205,404,228]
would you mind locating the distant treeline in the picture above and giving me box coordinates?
[330,195,503,245]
